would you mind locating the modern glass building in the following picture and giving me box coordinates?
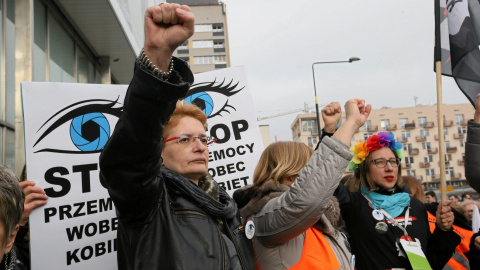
[2,0,159,176]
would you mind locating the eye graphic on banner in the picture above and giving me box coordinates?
[185,78,243,118]
[33,98,123,154]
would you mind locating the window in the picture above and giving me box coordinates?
[405,157,414,164]
[192,40,213,48]
[212,24,223,33]
[444,141,450,148]
[458,126,467,134]
[194,24,212,32]
[404,143,413,151]
[445,154,452,162]
[178,41,188,50]
[302,120,318,133]
[424,156,433,163]
[214,55,226,64]
[381,119,390,129]
[193,56,214,65]
[420,129,429,138]
[418,117,427,127]
[307,137,318,148]
[401,130,410,140]
[400,118,408,128]
[455,114,464,124]
[426,169,435,176]
[363,133,373,141]
[444,128,448,135]
[446,167,454,176]
[422,142,431,150]
[213,40,224,48]
[406,170,416,176]
[460,140,465,147]
[363,120,371,131]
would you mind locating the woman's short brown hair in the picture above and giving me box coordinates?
[353,147,403,191]
[0,166,24,244]
[253,141,313,187]
[163,101,208,139]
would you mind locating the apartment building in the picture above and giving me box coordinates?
[171,0,230,73]
[292,103,475,191]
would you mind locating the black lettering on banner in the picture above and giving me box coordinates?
[44,197,114,223]
[44,167,71,198]
[208,162,246,178]
[66,218,119,241]
[72,163,98,193]
[231,120,248,140]
[209,143,255,162]
[66,238,117,265]
[210,123,230,144]
[218,176,249,191]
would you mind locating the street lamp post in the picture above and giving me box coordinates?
[312,57,360,139]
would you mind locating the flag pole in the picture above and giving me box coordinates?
[434,0,447,203]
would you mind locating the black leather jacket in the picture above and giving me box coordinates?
[99,59,254,270]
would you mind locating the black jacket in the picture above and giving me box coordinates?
[335,183,460,270]
[99,59,254,270]
[466,119,480,192]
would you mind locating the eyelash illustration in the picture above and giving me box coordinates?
[33,98,123,154]
[184,78,244,118]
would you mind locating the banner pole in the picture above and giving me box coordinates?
[435,61,448,202]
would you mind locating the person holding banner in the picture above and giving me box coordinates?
[233,99,369,269]
[0,166,25,270]
[99,3,254,270]
[334,131,460,269]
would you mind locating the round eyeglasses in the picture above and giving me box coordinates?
[370,158,401,168]
[163,134,217,146]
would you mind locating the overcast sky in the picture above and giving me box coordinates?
[219,0,471,142]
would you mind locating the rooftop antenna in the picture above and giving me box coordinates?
[414,96,418,107]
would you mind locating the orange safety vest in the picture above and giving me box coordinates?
[289,227,342,270]
[427,211,473,270]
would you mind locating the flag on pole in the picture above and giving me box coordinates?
[435,0,480,106]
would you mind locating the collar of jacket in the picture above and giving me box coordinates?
[233,180,344,234]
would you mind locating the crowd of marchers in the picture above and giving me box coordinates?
[3,3,480,270]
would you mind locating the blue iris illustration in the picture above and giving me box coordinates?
[184,92,214,117]
[70,113,110,151]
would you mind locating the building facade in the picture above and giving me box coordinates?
[1,0,158,176]
[292,103,475,191]
[171,0,230,73]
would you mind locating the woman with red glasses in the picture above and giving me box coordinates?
[99,3,254,270]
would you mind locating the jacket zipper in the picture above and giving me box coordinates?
[224,219,246,269]
[216,218,227,270]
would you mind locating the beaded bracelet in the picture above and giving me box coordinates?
[138,48,174,80]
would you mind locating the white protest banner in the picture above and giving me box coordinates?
[22,82,125,269]
[186,66,263,195]
[22,66,263,269]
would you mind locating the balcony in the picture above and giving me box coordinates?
[427,147,438,154]
[365,125,378,132]
[408,148,419,155]
[416,136,427,142]
[434,134,439,141]
[432,174,441,181]
[419,175,424,181]
[450,173,462,180]
[419,122,434,128]
[453,133,465,139]
[446,146,457,153]
[385,124,397,131]
[397,137,408,143]
[213,47,226,53]
[444,120,453,127]
[404,122,416,129]
[420,162,431,168]
[458,159,465,166]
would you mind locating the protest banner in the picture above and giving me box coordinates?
[22,66,263,269]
